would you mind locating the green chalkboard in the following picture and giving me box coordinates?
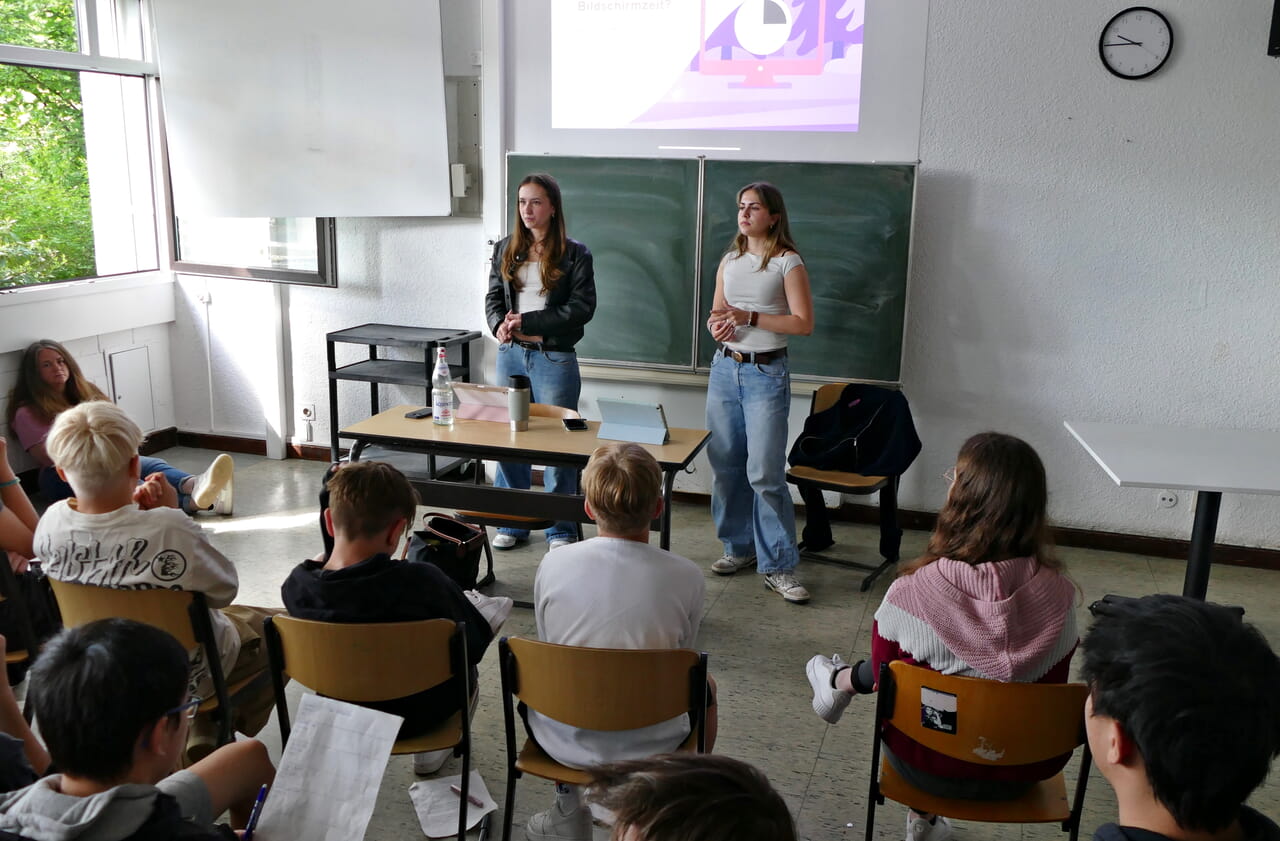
[508,156,699,367]
[505,155,914,381]
[699,162,913,382]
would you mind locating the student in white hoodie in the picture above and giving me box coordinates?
[0,619,273,841]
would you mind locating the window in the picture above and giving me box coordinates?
[1,0,335,289]
[0,0,157,288]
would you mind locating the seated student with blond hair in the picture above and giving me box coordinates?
[281,460,510,775]
[32,401,279,761]
[0,619,274,840]
[527,442,716,841]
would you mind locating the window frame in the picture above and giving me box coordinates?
[167,216,339,287]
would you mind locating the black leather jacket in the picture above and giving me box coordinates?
[485,237,596,352]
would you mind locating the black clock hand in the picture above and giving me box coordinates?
[1117,35,1142,45]
[1102,41,1143,47]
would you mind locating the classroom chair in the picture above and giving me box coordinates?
[263,615,473,841]
[48,578,271,747]
[497,636,709,841]
[787,382,916,592]
[455,403,586,600]
[866,661,1092,841]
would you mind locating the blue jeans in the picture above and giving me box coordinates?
[494,344,582,543]
[706,350,799,574]
[39,457,194,509]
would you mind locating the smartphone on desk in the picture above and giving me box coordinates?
[404,407,432,419]
[563,418,589,431]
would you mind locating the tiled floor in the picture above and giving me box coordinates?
[155,447,1280,840]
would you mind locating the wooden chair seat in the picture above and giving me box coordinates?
[878,762,1071,823]
[786,465,888,492]
[391,708,465,756]
[455,510,554,528]
[513,725,700,787]
[4,650,29,665]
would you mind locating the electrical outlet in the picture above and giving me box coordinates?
[299,404,316,422]
[1156,490,1178,509]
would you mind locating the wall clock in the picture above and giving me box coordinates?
[1099,7,1174,79]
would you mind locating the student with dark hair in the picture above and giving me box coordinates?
[7,339,233,514]
[0,619,273,840]
[805,432,1078,841]
[588,753,796,841]
[1082,595,1280,841]
[281,460,510,774]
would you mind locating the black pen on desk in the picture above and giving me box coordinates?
[478,812,492,841]
[450,783,484,808]
[242,784,268,841]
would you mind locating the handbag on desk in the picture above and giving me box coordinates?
[405,512,485,590]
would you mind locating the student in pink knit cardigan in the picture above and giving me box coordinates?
[806,432,1078,841]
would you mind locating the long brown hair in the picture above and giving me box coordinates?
[6,339,108,425]
[726,181,800,271]
[901,432,1061,576]
[500,173,568,294]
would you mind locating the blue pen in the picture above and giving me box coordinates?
[242,784,268,841]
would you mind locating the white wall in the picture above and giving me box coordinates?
[163,0,1280,549]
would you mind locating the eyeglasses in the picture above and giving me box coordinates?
[164,695,203,721]
[943,467,956,486]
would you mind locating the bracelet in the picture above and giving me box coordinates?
[748,311,759,328]
[0,477,18,489]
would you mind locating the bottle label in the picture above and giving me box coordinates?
[432,390,453,425]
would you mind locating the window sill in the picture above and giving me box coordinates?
[0,271,175,354]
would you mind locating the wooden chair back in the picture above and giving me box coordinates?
[879,661,1088,765]
[264,615,460,702]
[810,382,847,414]
[502,637,705,732]
[49,578,200,648]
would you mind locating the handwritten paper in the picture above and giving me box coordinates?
[254,695,402,841]
[409,770,497,838]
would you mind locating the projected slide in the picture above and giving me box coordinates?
[551,0,864,132]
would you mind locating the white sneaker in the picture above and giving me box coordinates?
[806,653,853,723]
[547,538,574,550]
[190,454,233,510]
[526,791,591,841]
[907,814,952,841]
[412,748,451,776]
[465,591,515,634]
[492,533,520,550]
[710,553,756,575]
[764,572,811,604]
[211,480,233,516]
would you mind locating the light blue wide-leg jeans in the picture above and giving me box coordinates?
[494,344,582,543]
[705,350,799,574]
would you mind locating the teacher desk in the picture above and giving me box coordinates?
[340,406,712,552]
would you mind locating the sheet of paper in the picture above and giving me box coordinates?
[409,770,497,838]
[254,695,402,841]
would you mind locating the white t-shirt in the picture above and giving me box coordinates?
[34,500,241,698]
[720,250,804,353]
[530,537,706,768]
[515,263,550,314]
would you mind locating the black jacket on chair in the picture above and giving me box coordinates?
[788,384,921,476]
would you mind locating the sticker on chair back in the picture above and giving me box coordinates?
[920,687,956,734]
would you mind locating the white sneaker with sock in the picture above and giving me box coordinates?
[806,653,853,723]
[710,553,756,575]
[190,453,234,511]
[412,748,451,776]
[547,538,574,550]
[764,572,811,604]
[526,785,591,841]
[906,813,952,841]
[492,533,520,550]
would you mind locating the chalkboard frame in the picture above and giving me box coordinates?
[506,154,916,384]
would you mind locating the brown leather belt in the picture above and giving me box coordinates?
[720,345,787,365]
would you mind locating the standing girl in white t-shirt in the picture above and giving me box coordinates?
[704,182,814,603]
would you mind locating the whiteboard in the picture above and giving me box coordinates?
[156,0,452,217]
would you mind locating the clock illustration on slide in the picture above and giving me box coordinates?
[735,0,794,56]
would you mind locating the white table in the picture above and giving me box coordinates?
[1064,420,1280,599]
